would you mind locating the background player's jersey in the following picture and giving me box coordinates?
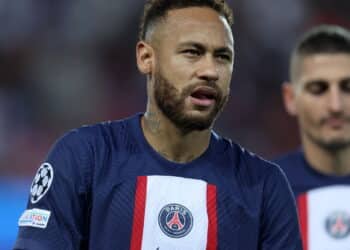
[275,150,350,250]
[14,113,301,250]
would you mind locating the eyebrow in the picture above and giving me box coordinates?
[178,41,233,56]
[340,77,350,83]
[304,79,328,85]
[302,77,350,88]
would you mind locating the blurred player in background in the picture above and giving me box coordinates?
[275,24,350,250]
[14,0,302,249]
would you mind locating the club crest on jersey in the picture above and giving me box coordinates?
[325,211,350,239]
[158,203,193,238]
[30,162,54,204]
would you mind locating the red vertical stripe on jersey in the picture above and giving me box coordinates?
[130,176,147,250]
[297,193,308,250]
[206,184,217,250]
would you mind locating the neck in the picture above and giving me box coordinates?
[302,134,350,176]
[141,111,211,163]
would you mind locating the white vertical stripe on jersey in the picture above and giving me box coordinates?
[306,185,350,250]
[141,175,209,250]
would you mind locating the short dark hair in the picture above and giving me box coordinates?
[290,25,350,80]
[294,25,350,56]
[139,0,234,41]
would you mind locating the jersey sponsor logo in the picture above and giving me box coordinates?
[158,203,193,238]
[325,211,350,239]
[30,162,54,204]
[18,208,51,228]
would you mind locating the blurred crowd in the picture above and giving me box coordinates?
[1,0,350,177]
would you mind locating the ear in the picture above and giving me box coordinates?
[282,81,297,116]
[136,41,154,74]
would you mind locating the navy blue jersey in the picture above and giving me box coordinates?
[15,114,302,250]
[275,150,350,250]
[275,150,350,197]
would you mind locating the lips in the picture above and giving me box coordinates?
[324,117,346,128]
[189,86,218,107]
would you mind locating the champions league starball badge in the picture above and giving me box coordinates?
[158,203,193,238]
[325,211,350,239]
[30,163,54,204]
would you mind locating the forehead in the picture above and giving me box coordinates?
[296,53,350,83]
[153,7,233,49]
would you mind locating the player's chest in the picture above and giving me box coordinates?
[89,175,261,250]
[296,185,350,250]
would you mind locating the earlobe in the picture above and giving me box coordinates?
[136,41,153,74]
[282,82,297,116]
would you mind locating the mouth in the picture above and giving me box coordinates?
[323,117,348,129]
[189,86,217,107]
[323,116,350,129]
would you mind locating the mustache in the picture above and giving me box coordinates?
[182,82,222,98]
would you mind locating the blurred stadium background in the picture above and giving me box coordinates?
[1,0,350,248]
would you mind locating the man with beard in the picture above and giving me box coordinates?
[14,1,301,249]
[275,25,350,250]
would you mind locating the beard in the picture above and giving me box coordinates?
[307,134,350,152]
[305,128,350,152]
[153,69,228,134]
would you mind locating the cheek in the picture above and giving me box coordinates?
[344,99,350,114]
[297,102,321,128]
[217,66,232,82]
[168,56,192,74]
[220,84,230,97]
[164,67,189,87]
[220,67,233,84]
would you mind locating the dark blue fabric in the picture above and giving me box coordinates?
[14,113,302,250]
[275,150,350,198]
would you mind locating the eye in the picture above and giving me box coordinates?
[216,54,231,62]
[340,78,350,93]
[305,80,329,95]
[182,49,201,57]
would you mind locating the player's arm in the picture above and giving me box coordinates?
[13,130,92,250]
[259,164,303,250]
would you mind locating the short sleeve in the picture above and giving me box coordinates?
[13,130,93,250]
[259,164,303,250]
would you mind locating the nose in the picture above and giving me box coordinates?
[328,86,343,113]
[196,55,219,82]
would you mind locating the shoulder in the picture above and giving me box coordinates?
[53,113,141,153]
[42,115,141,188]
[220,137,286,184]
[273,149,304,176]
[274,149,303,165]
[46,114,140,169]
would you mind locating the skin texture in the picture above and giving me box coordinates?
[136,7,234,163]
[283,53,350,175]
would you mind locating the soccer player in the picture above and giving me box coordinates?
[14,1,302,249]
[276,25,350,250]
